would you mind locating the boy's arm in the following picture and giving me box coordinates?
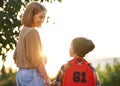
[88,64,101,86]
[51,65,64,86]
[51,63,71,86]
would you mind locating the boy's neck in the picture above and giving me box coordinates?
[74,56,83,58]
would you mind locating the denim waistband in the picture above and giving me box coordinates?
[18,68,43,78]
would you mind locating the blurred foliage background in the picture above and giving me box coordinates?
[0,58,120,86]
[96,58,120,86]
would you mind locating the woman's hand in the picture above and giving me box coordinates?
[45,79,51,86]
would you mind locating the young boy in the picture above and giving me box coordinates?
[52,37,101,86]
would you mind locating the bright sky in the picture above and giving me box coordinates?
[42,0,120,58]
[41,0,120,77]
[1,0,120,78]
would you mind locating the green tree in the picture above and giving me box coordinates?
[0,67,17,86]
[0,0,62,61]
[96,58,120,86]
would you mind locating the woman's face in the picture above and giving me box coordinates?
[32,11,46,28]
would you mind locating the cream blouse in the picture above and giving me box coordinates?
[13,27,43,68]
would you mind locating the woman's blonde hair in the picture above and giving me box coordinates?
[21,2,47,27]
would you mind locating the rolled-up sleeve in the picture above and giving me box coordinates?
[25,29,43,67]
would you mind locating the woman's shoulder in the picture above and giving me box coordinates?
[26,27,37,32]
[22,27,39,36]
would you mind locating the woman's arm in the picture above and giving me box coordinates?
[25,29,51,85]
[37,61,51,86]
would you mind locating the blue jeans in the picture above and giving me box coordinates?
[16,69,44,86]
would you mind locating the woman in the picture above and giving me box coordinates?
[13,2,51,86]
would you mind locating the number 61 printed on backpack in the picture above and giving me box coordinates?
[73,71,87,83]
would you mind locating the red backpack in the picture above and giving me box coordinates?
[62,58,96,86]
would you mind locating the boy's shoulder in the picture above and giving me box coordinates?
[62,58,89,70]
[61,60,71,72]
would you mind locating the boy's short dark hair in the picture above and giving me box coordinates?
[72,37,95,57]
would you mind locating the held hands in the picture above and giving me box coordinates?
[45,79,51,86]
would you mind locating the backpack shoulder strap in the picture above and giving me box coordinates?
[69,57,90,65]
